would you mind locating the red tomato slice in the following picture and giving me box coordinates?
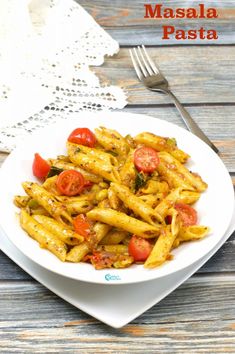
[56,170,85,196]
[134,147,159,173]
[83,180,93,189]
[32,153,50,179]
[128,235,152,262]
[68,128,96,147]
[175,203,197,226]
[90,252,115,270]
[73,214,91,238]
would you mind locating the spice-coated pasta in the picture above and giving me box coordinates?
[14,126,210,270]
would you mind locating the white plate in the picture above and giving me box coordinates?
[0,208,234,328]
[0,112,234,284]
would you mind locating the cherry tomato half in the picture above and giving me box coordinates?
[68,128,96,147]
[175,203,197,226]
[134,147,159,173]
[73,214,91,238]
[32,153,51,179]
[56,170,85,196]
[128,235,152,262]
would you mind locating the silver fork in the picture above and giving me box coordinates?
[129,45,219,153]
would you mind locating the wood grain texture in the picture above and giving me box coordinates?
[93,47,235,104]
[0,276,234,352]
[0,0,235,349]
[79,0,235,45]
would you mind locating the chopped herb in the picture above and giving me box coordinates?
[166,137,177,148]
[106,150,118,157]
[135,171,146,191]
[47,166,64,178]
[27,199,39,209]
[75,147,81,153]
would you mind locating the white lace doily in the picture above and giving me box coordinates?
[0,0,127,152]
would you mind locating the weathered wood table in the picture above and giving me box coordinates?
[0,1,235,352]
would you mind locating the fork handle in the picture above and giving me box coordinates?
[164,89,219,153]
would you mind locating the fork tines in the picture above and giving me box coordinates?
[129,45,159,79]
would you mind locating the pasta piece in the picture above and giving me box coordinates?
[119,149,136,187]
[156,157,194,191]
[170,149,189,163]
[32,215,84,245]
[144,226,178,268]
[100,230,128,245]
[66,242,90,263]
[95,126,129,158]
[167,207,180,237]
[22,182,72,225]
[173,225,210,247]
[138,194,159,208]
[158,152,208,192]
[134,132,190,163]
[178,190,200,205]
[155,188,182,218]
[100,244,128,254]
[56,194,95,215]
[107,188,122,210]
[95,189,109,202]
[139,180,169,195]
[87,208,161,238]
[43,176,60,195]
[14,195,31,208]
[20,210,67,261]
[48,159,102,183]
[110,182,163,224]
[71,143,118,166]
[67,142,120,183]
[66,222,110,262]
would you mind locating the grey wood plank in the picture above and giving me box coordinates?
[0,276,234,352]
[94,47,235,104]
[79,0,235,45]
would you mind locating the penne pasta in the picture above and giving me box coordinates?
[100,229,128,245]
[94,126,129,158]
[144,226,178,268]
[100,244,128,254]
[15,125,209,270]
[174,225,210,247]
[155,188,182,218]
[67,142,120,183]
[119,149,136,187]
[42,176,60,195]
[66,222,110,262]
[48,158,102,183]
[158,152,208,192]
[32,214,84,245]
[20,209,67,261]
[87,208,161,238]
[110,182,163,224]
[156,157,194,190]
[56,194,95,214]
[178,190,200,205]
[22,182,72,225]
[14,195,31,208]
